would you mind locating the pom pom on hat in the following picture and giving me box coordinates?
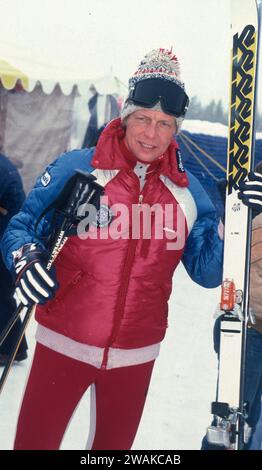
[121,48,186,134]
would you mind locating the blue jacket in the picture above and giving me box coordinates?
[0,153,25,241]
[2,147,223,289]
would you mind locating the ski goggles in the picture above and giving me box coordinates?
[128,78,189,118]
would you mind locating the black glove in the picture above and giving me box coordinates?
[52,173,112,237]
[238,171,262,218]
[13,243,59,307]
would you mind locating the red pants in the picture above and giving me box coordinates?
[14,343,155,450]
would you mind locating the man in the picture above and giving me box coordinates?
[1,48,258,450]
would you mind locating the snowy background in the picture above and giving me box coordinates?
[0,0,261,450]
[0,263,219,450]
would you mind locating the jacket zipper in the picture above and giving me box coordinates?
[101,189,145,369]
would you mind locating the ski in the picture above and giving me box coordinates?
[207,0,261,450]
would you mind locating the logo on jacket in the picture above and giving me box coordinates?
[92,204,113,228]
[176,149,185,173]
[41,170,51,187]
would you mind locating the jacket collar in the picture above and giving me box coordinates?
[91,118,188,187]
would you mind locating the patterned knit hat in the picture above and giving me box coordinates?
[121,48,187,134]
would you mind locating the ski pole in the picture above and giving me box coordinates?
[0,170,100,347]
[0,170,103,395]
[0,304,25,348]
[0,230,68,394]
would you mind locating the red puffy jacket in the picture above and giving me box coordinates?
[36,119,190,350]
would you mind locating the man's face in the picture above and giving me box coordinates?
[124,109,177,163]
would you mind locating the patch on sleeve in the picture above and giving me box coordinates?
[176,149,185,173]
[40,170,51,187]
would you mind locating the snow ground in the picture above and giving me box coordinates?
[0,263,220,450]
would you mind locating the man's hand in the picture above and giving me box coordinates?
[238,171,262,218]
[13,243,59,307]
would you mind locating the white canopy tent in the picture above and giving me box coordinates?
[0,57,126,192]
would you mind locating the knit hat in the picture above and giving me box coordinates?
[121,48,188,134]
